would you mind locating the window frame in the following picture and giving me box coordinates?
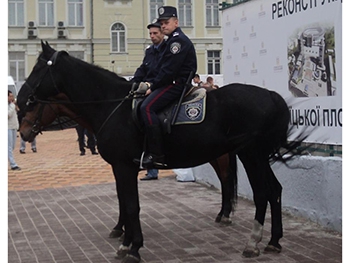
[149,0,164,23]
[111,22,127,53]
[9,52,25,84]
[207,50,221,75]
[206,0,220,27]
[178,0,192,27]
[8,0,24,27]
[68,0,84,27]
[38,0,54,27]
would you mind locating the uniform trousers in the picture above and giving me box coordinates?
[140,83,184,126]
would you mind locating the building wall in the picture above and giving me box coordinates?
[8,0,233,86]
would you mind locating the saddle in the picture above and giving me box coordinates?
[132,84,207,134]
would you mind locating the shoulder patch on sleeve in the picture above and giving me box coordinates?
[170,42,181,54]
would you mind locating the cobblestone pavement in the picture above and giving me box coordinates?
[8,129,342,263]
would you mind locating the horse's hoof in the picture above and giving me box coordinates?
[264,244,282,253]
[115,245,129,259]
[109,229,124,238]
[215,215,222,223]
[220,216,232,225]
[121,254,141,263]
[242,247,260,258]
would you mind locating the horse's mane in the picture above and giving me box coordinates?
[38,50,128,83]
[65,53,128,83]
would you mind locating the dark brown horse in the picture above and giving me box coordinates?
[18,41,305,263]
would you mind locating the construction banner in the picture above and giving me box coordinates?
[223,0,342,144]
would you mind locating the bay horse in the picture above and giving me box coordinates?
[18,41,301,262]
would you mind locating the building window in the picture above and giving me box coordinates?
[206,0,219,26]
[111,23,126,53]
[38,0,54,26]
[150,0,164,22]
[9,52,25,84]
[207,51,221,74]
[68,0,83,26]
[178,0,192,27]
[8,0,24,26]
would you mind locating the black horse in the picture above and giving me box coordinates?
[18,41,301,262]
[18,82,238,240]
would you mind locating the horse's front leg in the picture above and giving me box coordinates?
[109,182,125,239]
[112,164,143,263]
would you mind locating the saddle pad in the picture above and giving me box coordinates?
[173,96,206,125]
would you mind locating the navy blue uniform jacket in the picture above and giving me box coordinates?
[151,27,197,91]
[133,40,166,83]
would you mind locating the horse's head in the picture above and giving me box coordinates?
[18,41,72,141]
[19,91,92,141]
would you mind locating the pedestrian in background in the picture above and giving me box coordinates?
[19,138,37,154]
[193,73,204,87]
[75,125,98,156]
[8,90,21,170]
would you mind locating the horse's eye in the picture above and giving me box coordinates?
[27,95,36,105]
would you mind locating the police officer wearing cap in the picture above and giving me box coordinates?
[132,20,166,84]
[132,20,166,180]
[134,6,197,169]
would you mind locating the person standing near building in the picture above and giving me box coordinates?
[132,19,166,180]
[19,138,37,154]
[134,6,197,169]
[8,90,21,170]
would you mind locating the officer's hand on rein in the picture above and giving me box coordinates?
[137,82,151,94]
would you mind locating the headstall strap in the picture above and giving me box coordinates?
[47,51,59,66]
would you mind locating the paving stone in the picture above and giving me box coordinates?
[8,129,342,262]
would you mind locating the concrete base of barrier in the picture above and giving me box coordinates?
[192,156,342,232]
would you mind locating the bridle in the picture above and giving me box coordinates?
[22,51,139,136]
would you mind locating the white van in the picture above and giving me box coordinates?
[8,76,19,98]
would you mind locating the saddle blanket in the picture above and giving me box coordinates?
[172,97,206,125]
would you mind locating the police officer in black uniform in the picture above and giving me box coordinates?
[134,6,197,168]
[132,20,166,180]
[132,20,166,84]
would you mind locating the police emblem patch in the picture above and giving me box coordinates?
[185,103,202,120]
[170,42,181,54]
[159,7,164,15]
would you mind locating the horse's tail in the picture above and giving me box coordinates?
[267,90,312,163]
[269,127,311,163]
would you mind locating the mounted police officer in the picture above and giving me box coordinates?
[132,20,166,180]
[132,20,166,84]
[134,6,197,169]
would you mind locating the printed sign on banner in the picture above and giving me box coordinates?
[223,0,342,144]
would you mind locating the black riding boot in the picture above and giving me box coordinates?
[134,125,166,169]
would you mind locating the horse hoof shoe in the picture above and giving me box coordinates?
[264,244,282,253]
[220,216,232,225]
[242,248,260,258]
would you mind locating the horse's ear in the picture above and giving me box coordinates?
[41,40,55,55]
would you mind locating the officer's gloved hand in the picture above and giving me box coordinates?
[136,82,151,94]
